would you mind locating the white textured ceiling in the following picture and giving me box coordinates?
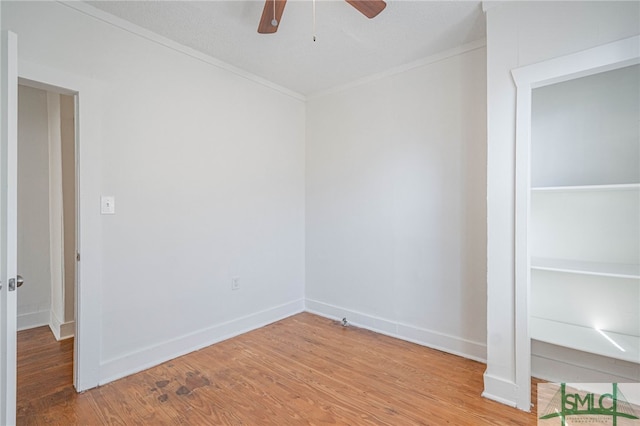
[87,1,486,96]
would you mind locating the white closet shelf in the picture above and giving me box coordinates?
[531,257,640,279]
[531,183,640,192]
[530,317,640,364]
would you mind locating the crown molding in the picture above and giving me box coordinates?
[58,1,306,102]
[307,37,487,100]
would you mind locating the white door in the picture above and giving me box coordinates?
[0,31,18,426]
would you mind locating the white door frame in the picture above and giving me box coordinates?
[511,35,640,411]
[18,60,103,392]
[0,30,18,426]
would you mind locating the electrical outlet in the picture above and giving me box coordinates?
[231,277,240,291]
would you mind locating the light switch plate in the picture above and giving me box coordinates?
[101,196,115,214]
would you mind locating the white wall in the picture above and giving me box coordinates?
[306,45,487,360]
[484,1,640,408]
[531,65,640,187]
[3,1,306,387]
[17,85,51,330]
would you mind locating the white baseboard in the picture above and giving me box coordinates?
[532,340,640,382]
[481,373,518,407]
[49,312,75,341]
[17,310,50,331]
[99,298,305,386]
[304,298,487,363]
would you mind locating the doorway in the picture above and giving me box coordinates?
[16,83,77,393]
[511,35,640,410]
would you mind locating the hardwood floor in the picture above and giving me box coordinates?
[17,313,540,425]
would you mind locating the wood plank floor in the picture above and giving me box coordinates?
[17,313,540,425]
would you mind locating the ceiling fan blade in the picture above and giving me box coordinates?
[345,0,386,19]
[258,0,287,34]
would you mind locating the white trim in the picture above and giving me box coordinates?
[511,36,640,90]
[17,310,49,331]
[60,321,74,340]
[512,59,532,412]
[481,373,519,408]
[510,34,640,413]
[305,299,487,363]
[58,1,306,102]
[531,183,640,192]
[99,298,304,386]
[308,38,487,99]
[48,311,74,341]
[530,258,640,280]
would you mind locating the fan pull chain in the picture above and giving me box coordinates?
[271,0,278,27]
[312,0,316,41]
